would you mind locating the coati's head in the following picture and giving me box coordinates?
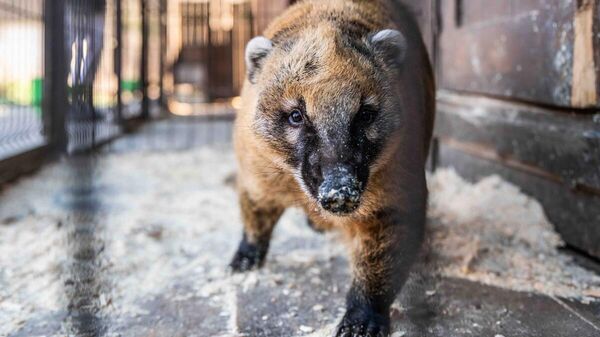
[245,24,407,215]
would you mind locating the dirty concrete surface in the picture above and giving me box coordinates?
[1,120,599,337]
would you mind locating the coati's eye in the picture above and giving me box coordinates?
[356,107,377,125]
[288,109,304,127]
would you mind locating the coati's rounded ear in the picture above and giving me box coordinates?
[368,29,407,67]
[245,36,273,84]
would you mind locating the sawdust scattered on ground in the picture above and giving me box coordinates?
[0,146,598,336]
[427,170,600,303]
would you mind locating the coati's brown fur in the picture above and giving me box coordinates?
[230,1,435,335]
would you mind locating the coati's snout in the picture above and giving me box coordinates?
[302,146,368,214]
[317,165,363,214]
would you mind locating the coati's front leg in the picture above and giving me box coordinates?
[229,191,284,272]
[336,208,425,337]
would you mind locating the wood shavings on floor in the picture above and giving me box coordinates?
[0,146,598,336]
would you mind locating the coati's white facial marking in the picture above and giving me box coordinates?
[280,97,299,112]
[285,124,302,144]
[363,95,379,107]
[365,127,379,141]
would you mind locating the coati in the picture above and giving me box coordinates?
[230,0,435,336]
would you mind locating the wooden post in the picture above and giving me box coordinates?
[572,0,598,107]
[116,0,123,124]
[43,0,68,154]
[159,0,167,112]
[141,0,150,118]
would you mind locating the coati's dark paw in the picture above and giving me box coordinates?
[228,237,268,273]
[335,308,390,337]
[229,250,262,272]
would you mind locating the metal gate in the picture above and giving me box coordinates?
[0,0,167,184]
[0,0,293,185]
[0,0,46,181]
[171,0,253,104]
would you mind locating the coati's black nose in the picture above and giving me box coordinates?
[317,166,362,214]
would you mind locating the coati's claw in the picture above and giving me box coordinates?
[335,309,390,337]
[229,236,268,272]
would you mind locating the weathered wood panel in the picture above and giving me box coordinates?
[435,92,600,190]
[595,0,600,104]
[438,0,600,108]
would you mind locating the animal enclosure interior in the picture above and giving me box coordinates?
[1,1,599,336]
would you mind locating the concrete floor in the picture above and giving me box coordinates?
[1,118,599,337]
